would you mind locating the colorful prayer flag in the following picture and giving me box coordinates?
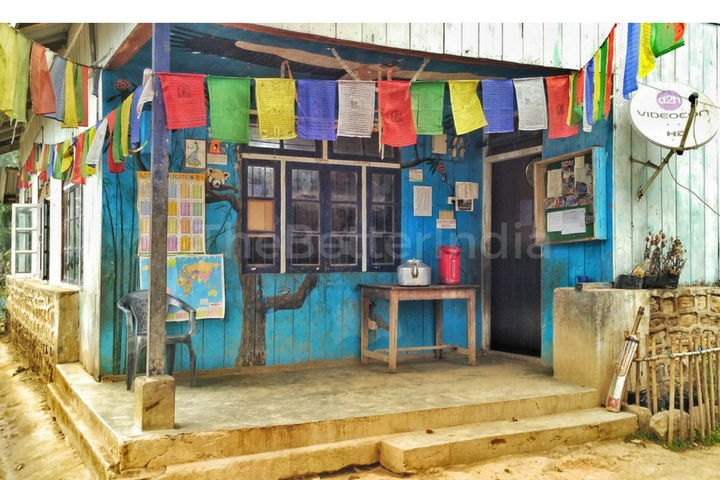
[121,92,134,157]
[624,23,640,99]
[651,23,685,57]
[30,42,56,115]
[62,60,78,128]
[378,81,416,147]
[11,32,31,123]
[87,118,107,168]
[545,76,578,139]
[72,134,86,185]
[255,78,297,140]
[638,23,655,79]
[593,49,603,123]
[448,80,488,135]
[0,23,18,117]
[567,72,583,127]
[156,73,207,130]
[410,81,445,135]
[604,26,615,118]
[481,79,515,133]
[46,55,66,123]
[584,60,594,132]
[207,76,252,143]
[106,109,124,174]
[337,80,376,138]
[512,78,547,131]
[296,79,337,141]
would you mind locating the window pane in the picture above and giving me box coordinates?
[331,205,357,233]
[248,124,281,149]
[15,209,33,228]
[291,170,319,199]
[331,172,357,201]
[372,174,395,202]
[371,205,393,233]
[292,202,320,232]
[362,133,382,158]
[247,199,275,232]
[283,136,317,152]
[248,165,274,198]
[15,253,34,274]
[331,136,363,155]
[330,235,357,265]
[247,235,275,265]
[15,231,33,250]
[372,235,395,265]
[291,235,319,265]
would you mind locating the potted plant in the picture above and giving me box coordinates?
[643,230,667,288]
[617,262,645,289]
[663,236,686,289]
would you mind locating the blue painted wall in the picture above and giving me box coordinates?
[97,68,484,376]
[540,115,614,368]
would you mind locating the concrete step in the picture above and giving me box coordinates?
[379,408,638,474]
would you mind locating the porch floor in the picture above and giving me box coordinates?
[48,352,630,479]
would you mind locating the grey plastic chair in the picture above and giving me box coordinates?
[117,290,197,391]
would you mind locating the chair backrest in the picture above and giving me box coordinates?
[117,290,197,337]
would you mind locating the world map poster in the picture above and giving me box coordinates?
[139,254,225,320]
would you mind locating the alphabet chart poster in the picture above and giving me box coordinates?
[137,172,206,255]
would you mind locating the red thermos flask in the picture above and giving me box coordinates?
[438,245,461,284]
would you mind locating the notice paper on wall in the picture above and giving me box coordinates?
[414,186,432,216]
[547,207,587,235]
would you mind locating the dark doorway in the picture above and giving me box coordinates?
[490,155,541,356]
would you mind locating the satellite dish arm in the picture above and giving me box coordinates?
[637,93,699,200]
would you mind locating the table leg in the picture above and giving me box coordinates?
[389,291,399,373]
[467,292,477,366]
[435,299,444,359]
[361,291,370,365]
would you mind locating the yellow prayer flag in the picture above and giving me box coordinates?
[62,61,78,128]
[61,141,73,172]
[255,79,297,140]
[448,80,488,136]
[593,50,602,121]
[0,24,18,116]
[638,23,656,79]
[121,93,134,157]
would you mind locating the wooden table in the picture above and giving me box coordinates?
[360,284,479,373]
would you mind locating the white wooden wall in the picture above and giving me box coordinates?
[259,23,616,71]
[613,23,720,285]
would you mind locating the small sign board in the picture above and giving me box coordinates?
[629,82,719,150]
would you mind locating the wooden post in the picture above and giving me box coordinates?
[689,337,695,443]
[668,338,677,447]
[693,337,706,439]
[634,335,642,407]
[707,334,716,431]
[651,339,658,414]
[147,23,171,379]
[678,338,685,440]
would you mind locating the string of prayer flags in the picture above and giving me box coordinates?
[255,78,297,140]
[410,81,445,135]
[545,76,578,139]
[448,80,487,135]
[337,80,376,138]
[46,55,66,123]
[61,60,78,128]
[378,81,416,147]
[207,76,252,143]
[11,33,31,123]
[156,73,207,130]
[30,42,56,115]
[623,23,640,99]
[512,78,547,131]
[480,79,515,133]
[638,23,655,79]
[651,23,685,57]
[296,79,337,141]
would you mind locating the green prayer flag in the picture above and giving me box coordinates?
[113,103,123,163]
[568,73,583,127]
[74,64,85,125]
[207,76,251,144]
[595,41,608,123]
[53,145,64,180]
[410,81,445,135]
[651,23,685,57]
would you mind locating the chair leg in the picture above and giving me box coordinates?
[166,344,176,376]
[126,339,136,391]
[188,344,197,388]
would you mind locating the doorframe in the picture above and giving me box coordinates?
[480,144,543,354]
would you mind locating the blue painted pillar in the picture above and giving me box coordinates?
[147,23,170,377]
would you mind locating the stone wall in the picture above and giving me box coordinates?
[4,276,79,383]
[645,286,720,405]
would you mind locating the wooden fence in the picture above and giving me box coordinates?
[627,333,720,446]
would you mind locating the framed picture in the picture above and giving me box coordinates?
[184,139,207,169]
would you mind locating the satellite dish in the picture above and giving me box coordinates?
[629,82,719,150]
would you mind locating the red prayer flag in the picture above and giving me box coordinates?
[378,81,417,147]
[38,144,48,182]
[29,42,56,115]
[546,76,579,139]
[71,134,86,185]
[106,109,124,174]
[156,73,207,130]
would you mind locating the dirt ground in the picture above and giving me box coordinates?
[2,335,720,480]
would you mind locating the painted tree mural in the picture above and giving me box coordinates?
[205,144,317,367]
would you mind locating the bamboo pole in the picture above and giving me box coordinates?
[651,339,658,414]
[678,338,685,441]
[704,334,715,433]
[708,334,717,431]
[635,336,642,407]
[717,333,720,431]
[694,337,706,440]
[646,336,653,413]
[623,329,630,404]
[689,337,695,444]
[668,338,677,447]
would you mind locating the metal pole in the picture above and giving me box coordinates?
[147,23,170,378]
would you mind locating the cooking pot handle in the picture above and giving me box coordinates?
[411,262,418,278]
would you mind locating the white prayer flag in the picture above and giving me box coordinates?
[513,77,548,131]
[337,80,376,138]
